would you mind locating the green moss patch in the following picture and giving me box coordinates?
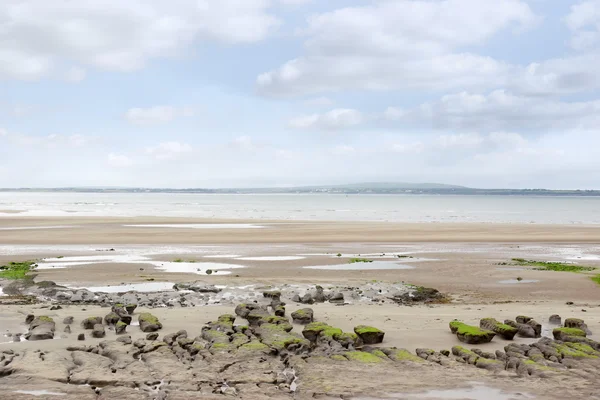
[0,261,36,280]
[349,258,373,264]
[344,351,384,363]
[511,258,595,272]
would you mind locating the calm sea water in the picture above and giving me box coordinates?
[0,192,600,224]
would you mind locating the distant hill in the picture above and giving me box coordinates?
[325,182,467,190]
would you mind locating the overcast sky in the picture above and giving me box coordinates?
[1,0,599,189]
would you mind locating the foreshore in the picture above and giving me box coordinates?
[1,216,600,399]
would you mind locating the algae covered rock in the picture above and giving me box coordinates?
[81,316,103,330]
[553,327,587,341]
[302,322,330,342]
[344,351,384,363]
[255,323,310,354]
[480,318,518,340]
[115,321,127,335]
[104,312,121,326]
[564,318,591,335]
[25,316,56,341]
[125,304,137,314]
[291,308,314,324]
[453,323,495,344]
[138,313,162,333]
[354,325,385,345]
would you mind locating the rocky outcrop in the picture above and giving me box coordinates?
[24,316,56,341]
[450,322,495,344]
[564,318,591,335]
[553,327,586,341]
[480,318,518,340]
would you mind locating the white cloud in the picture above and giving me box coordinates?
[0,129,94,147]
[108,153,133,167]
[64,66,87,83]
[258,0,537,96]
[289,108,363,130]
[331,145,355,155]
[388,90,600,132]
[125,106,195,126]
[566,0,600,51]
[0,0,280,80]
[304,97,334,107]
[146,141,193,160]
[229,136,258,151]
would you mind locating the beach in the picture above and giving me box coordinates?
[1,212,600,399]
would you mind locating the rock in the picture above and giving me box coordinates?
[451,322,495,344]
[549,314,561,325]
[81,316,103,329]
[78,333,85,341]
[480,318,518,340]
[564,318,591,335]
[25,314,35,324]
[505,320,536,338]
[329,292,344,304]
[25,316,56,341]
[63,316,74,324]
[354,325,385,345]
[516,316,532,324]
[274,305,286,317]
[291,308,314,324]
[292,294,301,303]
[115,321,127,335]
[125,304,137,314]
[50,305,62,311]
[64,325,71,334]
[139,313,162,332]
[263,290,281,299]
[553,327,587,341]
[301,293,314,304]
[526,320,542,338]
[173,282,221,293]
[92,324,106,338]
[302,322,330,342]
[104,312,121,325]
[117,335,132,344]
[146,332,159,341]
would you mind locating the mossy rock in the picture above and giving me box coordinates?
[383,348,424,363]
[255,324,310,353]
[451,346,479,365]
[138,313,162,333]
[516,316,532,324]
[333,332,361,348]
[125,304,137,314]
[302,322,330,342]
[291,308,314,324]
[261,316,293,332]
[480,318,518,340]
[330,354,347,362]
[202,329,230,344]
[218,314,236,324]
[238,341,271,355]
[115,321,127,335]
[263,290,281,299]
[210,342,234,353]
[344,351,384,364]
[553,327,586,341]
[231,333,250,347]
[449,320,464,334]
[554,342,598,359]
[81,316,103,330]
[454,324,495,344]
[354,325,385,345]
[104,312,121,326]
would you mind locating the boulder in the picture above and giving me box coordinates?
[92,324,106,338]
[564,318,591,335]
[274,305,286,317]
[516,316,532,324]
[452,322,495,344]
[301,293,314,304]
[263,290,281,299]
[146,332,159,341]
[313,286,326,303]
[115,321,127,335]
[125,304,137,314]
[505,320,536,338]
[354,325,385,345]
[81,317,103,330]
[78,333,85,341]
[291,308,314,324]
[549,315,561,325]
[329,292,344,304]
[104,312,121,325]
[138,313,162,333]
[526,320,542,338]
[64,325,71,334]
[25,316,56,341]
[553,327,586,341]
[480,318,518,340]
[63,316,74,325]
[25,314,35,324]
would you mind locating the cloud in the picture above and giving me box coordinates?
[304,97,334,107]
[0,129,93,147]
[289,108,363,130]
[0,0,280,80]
[146,141,193,160]
[107,153,133,167]
[258,0,537,96]
[125,106,195,126]
[565,0,600,51]
[64,66,87,83]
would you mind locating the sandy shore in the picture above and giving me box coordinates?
[1,216,600,243]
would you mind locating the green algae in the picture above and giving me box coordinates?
[344,351,384,363]
[138,313,160,325]
[330,354,347,361]
[354,325,383,335]
[553,327,586,337]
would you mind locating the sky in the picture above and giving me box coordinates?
[1,0,600,189]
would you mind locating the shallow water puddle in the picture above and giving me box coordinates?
[37,255,245,275]
[13,390,66,396]
[498,279,540,284]
[304,261,415,271]
[236,256,306,261]
[123,223,265,229]
[352,383,534,399]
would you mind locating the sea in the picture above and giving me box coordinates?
[1,192,600,224]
